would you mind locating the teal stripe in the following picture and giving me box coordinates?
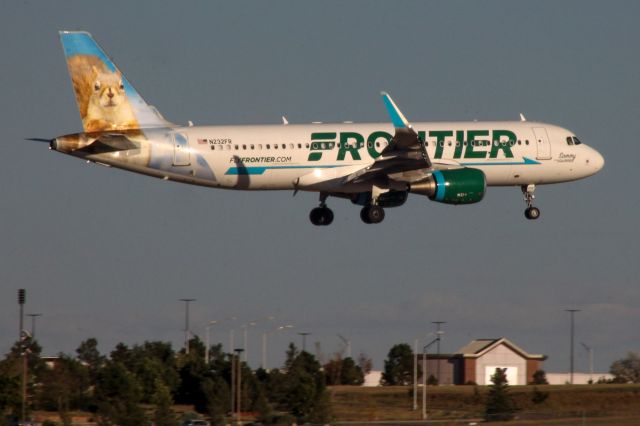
[461,157,540,166]
[225,165,340,175]
[432,170,446,201]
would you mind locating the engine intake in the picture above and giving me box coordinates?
[410,168,486,205]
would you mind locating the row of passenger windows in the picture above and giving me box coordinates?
[210,139,531,151]
[566,136,582,145]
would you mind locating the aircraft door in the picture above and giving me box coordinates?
[172,133,191,166]
[532,127,552,160]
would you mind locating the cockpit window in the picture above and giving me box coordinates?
[572,137,582,145]
[566,137,574,146]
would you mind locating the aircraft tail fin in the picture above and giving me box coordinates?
[59,31,171,133]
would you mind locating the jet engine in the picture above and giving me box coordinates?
[409,168,486,204]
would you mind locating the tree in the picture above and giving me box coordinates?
[610,352,640,383]
[484,368,517,422]
[94,361,147,426]
[324,355,364,385]
[357,352,373,376]
[37,354,90,419]
[381,343,414,385]
[76,338,104,382]
[152,379,177,426]
[530,370,548,385]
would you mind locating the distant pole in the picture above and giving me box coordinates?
[18,289,26,425]
[413,338,418,411]
[27,314,42,339]
[298,332,310,352]
[422,337,440,420]
[230,352,235,423]
[262,325,293,370]
[566,309,580,384]
[581,342,594,383]
[432,321,446,384]
[234,348,244,425]
[180,298,195,354]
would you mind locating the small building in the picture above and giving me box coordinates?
[451,338,546,385]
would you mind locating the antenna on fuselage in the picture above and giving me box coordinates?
[282,116,289,125]
[519,113,527,122]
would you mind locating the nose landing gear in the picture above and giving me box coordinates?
[309,193,334,226]
[522,184,540,220]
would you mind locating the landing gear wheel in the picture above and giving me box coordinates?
[524,207,540,220]
[309,207,334,226]
[360,205,385,224]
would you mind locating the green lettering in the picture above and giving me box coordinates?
[338,132,363,161]
[464,130,489,159]
[490,130,516,158]
[367,131,391,159]
[453,130,465,159]
[430,130,452,159]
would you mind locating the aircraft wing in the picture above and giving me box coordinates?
[343,92,440,184]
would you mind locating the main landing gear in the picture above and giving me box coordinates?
[309,193,334,226]
[360,205,385,224]
[522,184,541,220]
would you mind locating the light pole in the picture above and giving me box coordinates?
[432,321,446,385]
[581,342,594,384]
[337,334,351,358]
[234,348,244,425]
[422,337,440,420]
[180,298,195,354]
[298,332,310,352]
[566,309,580,384]
[205,317,236,364]
[27,314,42,339]
[413,338,418,411]
[241,316,274,364]
[18,289,26,426]
[262,325,294,370]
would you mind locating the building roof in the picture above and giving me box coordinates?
[455,337,546,360]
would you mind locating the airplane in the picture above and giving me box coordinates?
[37,31,604,225]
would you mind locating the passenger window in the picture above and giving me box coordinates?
[298,143,302,149]
[242,144,246,150]
[289,143,294,149]
[305,143,310,148]
[525,140,529,145]
[234,145,238,150]
[274,144,278,149]
[281,144,286,149]
[518,140,521,145]
[250,144,255,150]
[226,145,231,150]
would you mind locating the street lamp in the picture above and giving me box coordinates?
[298,332,311,352]
[422,336,440,420]
[262,325,294,370]
[581,342,594,384]
[179,298,196,354]
[242,316,274,364]
[26,314,42,339]
[432,321,446,385]
[204,317,236,364]
[234,348,244,425]
[565,309,580,384]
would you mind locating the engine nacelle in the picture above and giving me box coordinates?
[409,168,486,205]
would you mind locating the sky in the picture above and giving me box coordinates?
[1,0,639,374]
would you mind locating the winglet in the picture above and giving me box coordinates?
[380,91,411,128]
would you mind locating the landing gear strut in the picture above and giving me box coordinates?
[522,184,540,220]
[309,193,334,226]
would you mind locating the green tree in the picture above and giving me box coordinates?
[324,355,364,385]
[76,338,104,382]
[152,379,177,426]
[484,368,517,422]
[381,343,414,385]
[610,352,640,383]
[278,345,332,423]
[37,354,90,419]
[94,361,147,426]
[530,369,548,385]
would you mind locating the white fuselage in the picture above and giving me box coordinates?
[55,120,604,194]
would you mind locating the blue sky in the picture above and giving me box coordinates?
[0,1,638,373]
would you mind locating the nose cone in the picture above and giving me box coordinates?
[583,146,604,177]
[590,148,605,173]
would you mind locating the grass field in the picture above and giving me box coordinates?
[328,384,640,424]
